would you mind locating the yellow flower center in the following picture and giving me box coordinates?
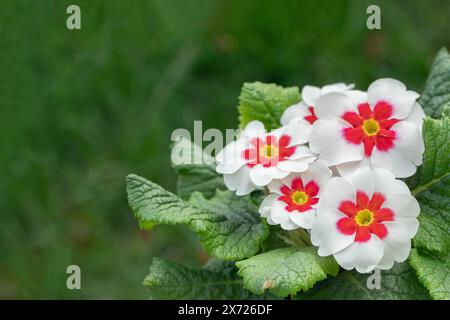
[355,209,374,226]
[362,118,380,136]
[292,191,308,205]
[260,145,279,158]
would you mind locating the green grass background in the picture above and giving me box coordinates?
[0,0,448,298]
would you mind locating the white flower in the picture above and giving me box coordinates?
[311,167,419,273]
[258,160,331,230]
[309,78,425,178]
[280,83,354,133]
[216,120,316,195]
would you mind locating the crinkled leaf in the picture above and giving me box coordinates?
[235,247,339,298]
[189,190,269,260]
[171,138,225,199]
[409,249,450,300]
[126,174,269,260]
[238,82,300,130]
[419,48,450,118]
[298,262,430,300]
[143,258,272,299]
[407,112,450,254]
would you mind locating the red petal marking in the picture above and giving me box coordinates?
[280,186,291,195]
[305,181,319,197]
[304,106,318,124]
[250,137,263,148]
[291,177,304,190]
[362,136,376,156]
[342,111,363,127]
[343,127,364,145]
[375,135,396,152]
[368,192,386,211]
[278,177,319,213]
[339,201,360,217]
[379,118,399,130]
[243,148,256,160]
[338,191,393,242]
[278,135,291,147]
[355,227,371,242]
[369,222,388,239]
[358,103,373,119]
[373,101,393,120]
[337,217,357,235]
[265,135,277,145]
[278,195,292,203]
[279,146,296,158]
[356,191,369,209]
[374,208,394,222]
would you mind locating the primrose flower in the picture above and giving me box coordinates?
[258,160,332,230]
[309,78,425,178]
[216,120,316,196]
[281,83,354,131]
[311,167,419,273]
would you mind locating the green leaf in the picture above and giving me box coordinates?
[238,82,300,130]
[189,190,270,260]
[235,247,339,297]
[171,138,225,199]
[409,249,450,300]
[419,48,450,118]
[298,262,430,300]
[407,112,450,254]
[143,258,271,299]
[126,174,269,260]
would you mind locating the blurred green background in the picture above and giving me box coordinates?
[0,0,448,298]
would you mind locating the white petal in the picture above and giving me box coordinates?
[299,159,332,190]
[258,194,278,217]
[240,121,266,143]
[345,166,375,198]
[282,118,312,145]
[378,222,412,269]
[319,177,356,210]
[335,157,371,177]
[321,83,355,94]
[390,120,425,165]
[277,158,312,173]
[372,168,410,196]
[311,208,355,255]
[267,179,285,194]
[314,92,357,119]
[383,194,419,218]
[334,236,384,273]
[396,217,419,238]
[280,102,309,125]
[345,90,368,106]
[249,165,289,186]
[289,208,316,229]
[270,200,300,230]
[404,102,425,133]
[309,118,364,166]
[215,141,246,174]
[287,145,317,160]
[371,147,418,178]
[367,78,419,120]
[302,85,321,106]
[223,166,257,196]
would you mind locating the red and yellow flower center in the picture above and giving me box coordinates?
[243,134,296,167]
[341,101,399,156]
[304,106,318,124]
[336,191,394,242]
[278,177,319,212]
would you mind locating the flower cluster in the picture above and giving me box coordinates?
[216,79,425,273]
